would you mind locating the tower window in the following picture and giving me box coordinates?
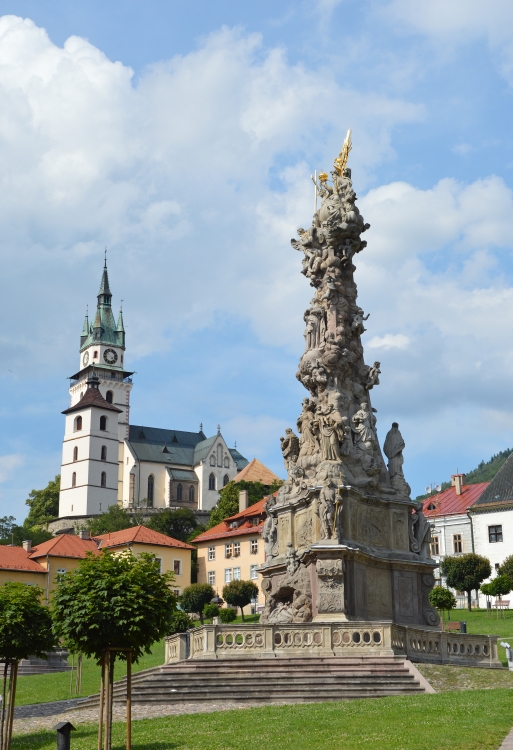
[93,351,98,359]
[73,446,78,462]
[147,475,154,507]
[101,472,107,488]
[100,415,107,431]
[121,355,124,364]
[189,485,195,503]
[106,391,113,404]
[208,473,216,491]
[101,446,107,461]
[177,483,183,502]
[71,472,76,488]
[223,474,229,487]
[74,416,82,431]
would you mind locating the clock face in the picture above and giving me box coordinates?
[82,351,89,366]
[103,348,118,365]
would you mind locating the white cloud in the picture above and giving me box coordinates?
[0,454,24,484]
[367,334,410,350]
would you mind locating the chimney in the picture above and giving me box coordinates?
[78,529,90,540]
[451,474,465,496]
[22,540,32,552]
[239,490,249,513]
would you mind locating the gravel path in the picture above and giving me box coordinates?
[13,700,281,735]
[14,698,87,718]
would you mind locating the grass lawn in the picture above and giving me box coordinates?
[12,689,513,750]
[14,640,165,706]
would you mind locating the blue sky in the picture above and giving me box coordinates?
[1,0,513,521]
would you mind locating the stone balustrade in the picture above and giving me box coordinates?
[165,621,500,668]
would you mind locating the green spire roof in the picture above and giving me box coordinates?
[116,307,125,332]
[81,310,89,336]
[80,259,125,353]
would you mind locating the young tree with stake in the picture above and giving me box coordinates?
[441,554,491,612]
[222,580,259,622]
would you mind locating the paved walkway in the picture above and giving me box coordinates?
[13,700,278,735]
[500,727,513,750]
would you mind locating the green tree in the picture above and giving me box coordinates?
[203,603,220,621]
[0,583,55,749]
[480,582,494,614]
[441,553,491,612]
[169,610,194,634]
[147,508,198,542]
[428,586,456,622]
[488,575,513,618]
[0,517,52,547]
[86,504,141,535]
[52,550,176,749]
[180,583,215,625]
[207,479,282,529]
[25,475,60,526]
[222,580,259,622]
[218,607,237,623]
[498,555,513,580]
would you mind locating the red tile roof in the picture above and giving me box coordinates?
[95,525,195,550]
[233,459,280,485]
[0,546,47,573]
[194,497,267,543]
[422,482,489,518]
[30,535,99,560]
[62,387,122,415]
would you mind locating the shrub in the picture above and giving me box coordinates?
[218,607,237,624]
[203,603,220,620]
[169,610,194,633]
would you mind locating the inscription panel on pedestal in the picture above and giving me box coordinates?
[394,570,418,623]
[278,515,291,556]
[354,563,367,618]
[392,510,409,551]
[357,505,387,548]
[295,509,313,550]
[366,567,392,618]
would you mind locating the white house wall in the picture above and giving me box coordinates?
[472,508,513,600]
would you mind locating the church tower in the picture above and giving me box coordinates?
[58,261,133,518]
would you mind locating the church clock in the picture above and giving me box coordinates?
[82,351,89,366]
[103,348,118,365]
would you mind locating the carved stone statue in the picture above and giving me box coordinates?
[352,402,376,454]
[383,422,411,497]
[317,480,336,539]
[286,543,299,575]
[317,407,343,461]
[262,505,278,559]
[365,361,381,390]
[297,398,319,456]
[280,428,300,471]
[410,504,431,558]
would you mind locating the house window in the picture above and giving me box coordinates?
[489,525,503,543]
[173,589,180,597]
[155,558,162,574]
[223,474,229,487]
[250,564,258,580]
[73,446,78,462]
[100,415,107,431]
[173,560,182,576]
[101,472,107,488]
[210,455,216,466]
[233,567,241,580]
[208,546,216,561]
[106,391,113,404]
[250,539,258,555]
[177,483,183,502]
[208,571,215,585]
[71,472,76,488]
[147,475,154,507]
[75,416,82,431]
[57,568,67,575]
[101,446,107,461]
[225,568,233,583]
[430,536,439,556]
[225,543,233,558]
[453,534,462,553]
[224,457,229,468]
[129,474,135,503]
[209,473,216,491]
[233,542,240,557]
[189,485,195,503]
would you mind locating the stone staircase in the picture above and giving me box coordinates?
[79,656,430,707]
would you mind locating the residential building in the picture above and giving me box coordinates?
[195,495,268,614]
[422,474,489,608]
[233,458,281,485]
[28,532,100,600]
[57,261,248,525]
[0,544,47,587]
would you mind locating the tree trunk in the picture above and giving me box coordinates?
[467,589,472,611]
[240,607,245,622]
[5,661,17,750]
[126,650,132,750]
[104,650,111,750]
[98,655,105,750]
[0,659,8,750]
[199,612,204,625]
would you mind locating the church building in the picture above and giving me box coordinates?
[58,262,248,523]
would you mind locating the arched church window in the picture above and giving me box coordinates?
[101,446,107,461]
[100,415,107,431]
[223,474,229,487]
[75,416,82,431]
[101,472,106,488]
[189,485,195,503]
[177,483,183,502]
[208,473,216,491]
[129,474,135,504]
[217,444,222,466]
[224,456,229,468]
[106,391,113,404]
[73,446,78,462]
[147,475,154,507]
[72,472,76,488]
[210,455,216,466]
